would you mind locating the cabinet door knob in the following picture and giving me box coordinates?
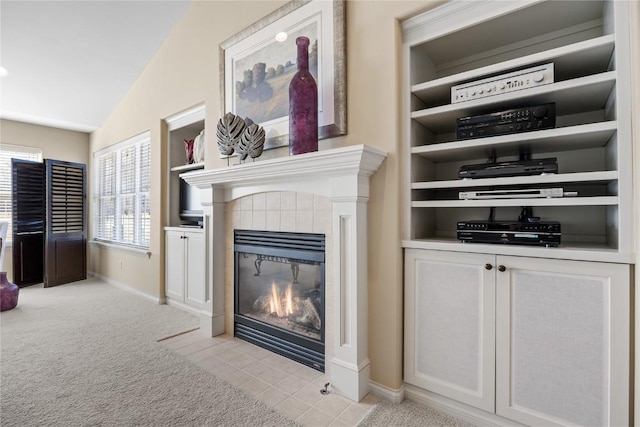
[498,265,506,272]
[484,263,493,270]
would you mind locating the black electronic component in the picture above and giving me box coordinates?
[459,157,558,179]
[179,176,203,226]
[456,103,556,140]
[457,220,561,247]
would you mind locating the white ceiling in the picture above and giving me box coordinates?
[0,0,191,133]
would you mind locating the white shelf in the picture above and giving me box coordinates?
[402,239,633,264]
[170,162,204,173]
[411,35,615,106]
[411,72,616,133]
[412,171,618,190]
[412,196,618,209]
[412,121,617,161]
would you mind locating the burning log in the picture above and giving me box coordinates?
[251,282,321,332]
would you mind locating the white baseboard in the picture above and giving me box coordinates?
[89,271,163,305]
[165,297,204,317]
[404,384,525,427]
[369,380,405,403]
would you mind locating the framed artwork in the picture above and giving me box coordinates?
[219,0,346,150]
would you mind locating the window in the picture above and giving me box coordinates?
[94,132,150,248]
[0,144,43,244]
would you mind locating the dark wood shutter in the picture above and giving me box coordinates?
[45,159,86,287]
[11,159,45,286]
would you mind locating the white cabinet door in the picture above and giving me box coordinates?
[165,230,185,300]
[404,249,496,412]
[495,256,630,426]
[184,230,206,308]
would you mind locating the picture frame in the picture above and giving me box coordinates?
[219,0,346,151]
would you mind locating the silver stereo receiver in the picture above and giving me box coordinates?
[452,63,554,103]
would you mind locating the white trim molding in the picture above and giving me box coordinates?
[89,272,163,305]
[404,384,526,427]
[369,381,405,404]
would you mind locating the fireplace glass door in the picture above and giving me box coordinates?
[234,230,325,371]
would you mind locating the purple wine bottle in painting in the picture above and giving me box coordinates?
[288,36,318,155]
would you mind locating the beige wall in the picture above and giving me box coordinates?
[0,119,90,280]
[89,1,440,391]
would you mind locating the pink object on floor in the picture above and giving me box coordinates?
[0,272,19,312]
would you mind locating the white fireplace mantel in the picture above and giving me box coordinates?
[183,144,386,200]
[182,144,387,402]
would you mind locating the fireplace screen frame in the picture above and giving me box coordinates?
[234,229,325,371]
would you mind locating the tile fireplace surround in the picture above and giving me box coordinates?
[183,144,386,402]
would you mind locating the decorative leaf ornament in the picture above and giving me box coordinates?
[235,130,250,161]
[243,124,266,159]
[216,112,245,156]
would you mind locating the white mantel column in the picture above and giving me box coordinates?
[198,185,226,337]
[329,174,371,402]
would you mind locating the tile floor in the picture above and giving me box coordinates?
[159,329,379,426]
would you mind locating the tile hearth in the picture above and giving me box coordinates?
[161,329,379,426]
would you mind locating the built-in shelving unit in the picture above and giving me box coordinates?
[163,105,207,317]
[401,2,635,425]
[165,105,205,227]
[402,0,634,262]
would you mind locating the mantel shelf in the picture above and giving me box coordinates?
[182,145,387,191]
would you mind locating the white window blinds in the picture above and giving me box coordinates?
[93,133,151,248]
[0,144,43,244]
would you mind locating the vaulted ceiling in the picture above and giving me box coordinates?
[0,1,191,133]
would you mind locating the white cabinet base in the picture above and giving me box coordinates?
[495,257,630,427]
[404,249,496,412]
[165,227,206,312]
[404,249,631,426]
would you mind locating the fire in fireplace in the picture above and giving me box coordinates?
[234,230,325,371]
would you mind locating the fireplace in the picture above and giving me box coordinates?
[182,145,386,401]
[234,229,325,371]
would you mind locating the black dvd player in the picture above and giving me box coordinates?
[457,220,561,247]
[459,157,558,179]
[456,103,555,140]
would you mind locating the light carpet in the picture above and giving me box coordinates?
[1,277,475,427]
[0,278,297,426]
[359,399,476,427]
